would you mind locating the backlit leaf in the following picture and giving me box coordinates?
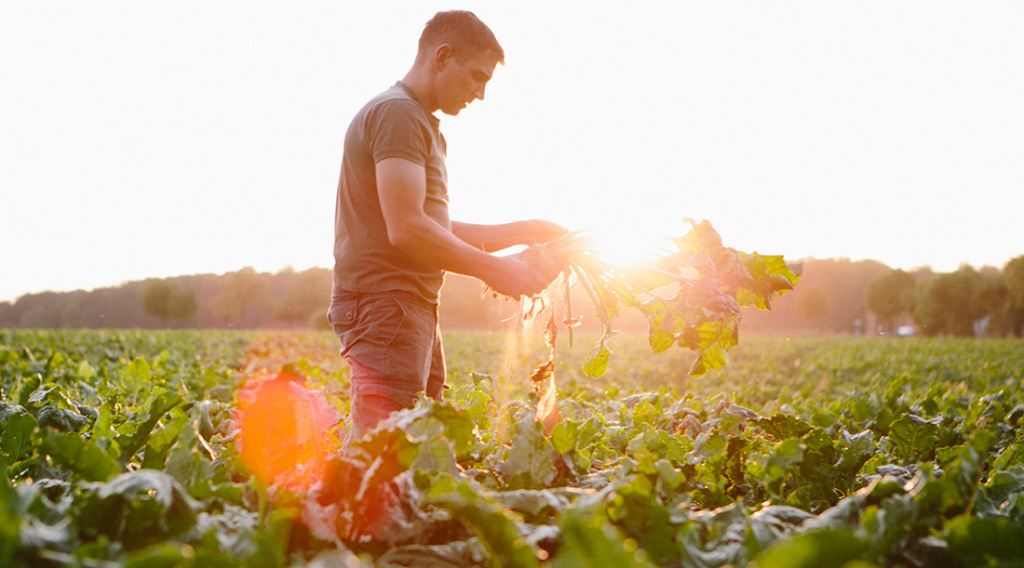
[40,429,121,482]
[583,344,610,378]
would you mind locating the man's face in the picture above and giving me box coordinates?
[437,50,500,116]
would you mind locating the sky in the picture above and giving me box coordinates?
[2,2,1023,303]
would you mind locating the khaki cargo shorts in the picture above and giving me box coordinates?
[328,289,446,437]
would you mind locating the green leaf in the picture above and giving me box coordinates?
[40,429,121,482]
[609,475,678,564]
[427,477,541,568]
[76,470,198,550]
[993,434,1024,470]
[376,542,491,568]
[348,425,421,492]
[766,438,805,482]
[942,429,995,503]
[647,316,674,354]
[975,467,1024,517]
[140,412,190,470]
[116,390,184,464]
[16,375,42,408]
[0,406,37,463]
[122,357,153,389]
[583,343,610,378]
[655,459,686,491]
[690,342,728,378]
[754,414,814,441]
[550,420,578,454]
[493,489,569,520]
[553,507,657,568]
[430,400,477,457]
[944,515,1024,565]
[0,456,19,567]
[888,414,940,462]
[36,406,89,432]
[750,528,866,568]
[76,359,97,382]
[409,417,460,475]
[498,414,558,489]
[124,542,186,568]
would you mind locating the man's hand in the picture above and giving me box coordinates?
[483,255,552,299]
[522,219,569,245]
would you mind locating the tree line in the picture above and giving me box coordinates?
[741,256,1024,337]
[2,256,1023,337]
[0,267,333,331]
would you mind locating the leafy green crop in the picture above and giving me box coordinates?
[3,329,1024,567]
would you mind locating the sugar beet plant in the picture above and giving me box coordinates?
[519,219,801,433]
[521,219,803,379]
[5,329,1024,567]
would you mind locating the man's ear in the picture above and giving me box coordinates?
[433,44,454,70]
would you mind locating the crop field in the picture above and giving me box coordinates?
[2,328,1024,567]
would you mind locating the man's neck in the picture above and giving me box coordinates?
[400,67,438,113]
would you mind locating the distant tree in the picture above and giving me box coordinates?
[1002,256,1024,336]
[213,267,272,328]
[974,273,1009,336]
[142,280,198,327]
[741,258,890,334]
[912,266,985,336]
[275,268,332,327]
[0,301,14,327]
[865,269,916,334]
[1004,256,1024,309]
[794,285,831,322]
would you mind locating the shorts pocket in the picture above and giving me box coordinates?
[362,296,410,349]
[328,298,358,329]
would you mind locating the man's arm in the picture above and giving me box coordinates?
[452,220,567,253]
[376,157,553,298]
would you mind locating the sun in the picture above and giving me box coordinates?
[582,222,677,269]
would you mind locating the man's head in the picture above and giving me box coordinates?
[408,11,504,116]
[416,10,504,66]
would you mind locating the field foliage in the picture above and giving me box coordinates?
[2,329,1024,567]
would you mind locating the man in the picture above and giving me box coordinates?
[329,10,566,438]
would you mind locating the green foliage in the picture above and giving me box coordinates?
[39,429,122,482]
[3,329,1024,566]
[888,414,941,462]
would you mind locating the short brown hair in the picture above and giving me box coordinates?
[417,10,504,64]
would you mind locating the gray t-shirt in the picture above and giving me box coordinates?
[332,82,450,304]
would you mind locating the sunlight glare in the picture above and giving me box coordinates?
[235,373,338,493]
[583,222,676,269]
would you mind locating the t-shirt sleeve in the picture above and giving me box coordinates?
[364,100,432,166]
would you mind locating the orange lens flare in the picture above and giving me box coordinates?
[235,374,337,493]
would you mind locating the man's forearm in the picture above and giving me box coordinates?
[392,217,504,278]
[451,221,532,253]
[390,216,549,298]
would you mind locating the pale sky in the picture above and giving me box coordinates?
[2,2,1023,303]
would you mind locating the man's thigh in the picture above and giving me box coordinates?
[329,291,439,429]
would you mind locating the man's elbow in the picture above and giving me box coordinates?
[387,224,420,253]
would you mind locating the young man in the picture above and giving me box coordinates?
[329,10,566,437]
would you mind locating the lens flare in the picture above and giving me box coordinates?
[235,374,338,493]
[585,224,673,269]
